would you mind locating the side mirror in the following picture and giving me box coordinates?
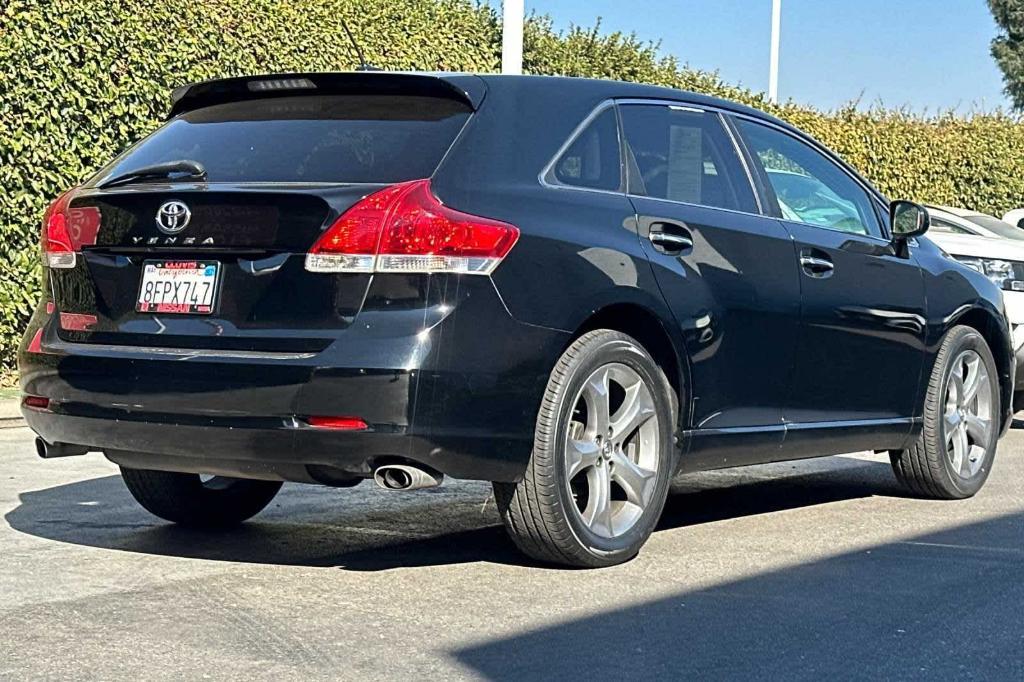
[890,200,930,240]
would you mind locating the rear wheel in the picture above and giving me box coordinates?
[891,325,1000,499]
[120,467,282,527]
[494,329,677,568]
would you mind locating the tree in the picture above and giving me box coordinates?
[989,0,1024,110]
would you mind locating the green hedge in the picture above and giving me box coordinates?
[2,1,1023,382]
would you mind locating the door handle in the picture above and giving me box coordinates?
[799,254,834,278]
[650,232,694,250]
[648,222,694,254]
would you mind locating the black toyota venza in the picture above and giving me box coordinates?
[19,73,1014,567]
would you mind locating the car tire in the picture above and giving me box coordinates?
[493,329,678,568]
[891,325,1000,499]
[120,467,283,527]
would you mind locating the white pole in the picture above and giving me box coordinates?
[768,0,781,102]
[502,0,524,75]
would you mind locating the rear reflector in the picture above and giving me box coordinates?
[306,179,519,275]
[306,416,368,430]
[22,395,50,410]
[26,328,44,354]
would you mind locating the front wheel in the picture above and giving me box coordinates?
[120,467,283,527]
[494,329,678,568]
[891,325,1000,499]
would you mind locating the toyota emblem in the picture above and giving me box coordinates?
[155,200,192,234]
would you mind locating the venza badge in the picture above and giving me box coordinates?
[155,200,192,234]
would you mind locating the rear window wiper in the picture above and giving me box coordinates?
[99,159,207,189]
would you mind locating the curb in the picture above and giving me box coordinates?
[0,397,24,428]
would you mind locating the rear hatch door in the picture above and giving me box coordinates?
[52,76,479,352]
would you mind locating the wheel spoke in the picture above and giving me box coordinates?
[609,450,656,507]
[966,373,991,410]
[961,436,977,476]
[609,380,656,442]
[948,372,964,408]
[964,413,991,445]
[954,423,971,475]
[961,355,983,404]
[582,464,613,536]
[565,438,600,480]
[948,423,965,473]
[943,408,961,435]
[583,367,612,436]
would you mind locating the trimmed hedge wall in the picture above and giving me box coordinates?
[2,1,1023,381]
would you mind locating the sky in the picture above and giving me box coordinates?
[512,0,1009,113]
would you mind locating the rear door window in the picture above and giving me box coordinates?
[94,95,472,185]
[618,104,757,213]
[546,106,623,191]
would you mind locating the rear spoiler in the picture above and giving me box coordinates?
[168,72,487,118]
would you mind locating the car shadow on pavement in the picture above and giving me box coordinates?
[4,456,908,570]
[451,510,1024,680]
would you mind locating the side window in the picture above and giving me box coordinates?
[547,107,622,191]
[735,118,882,237]
[930,217,974,235]
[618,104,757,213]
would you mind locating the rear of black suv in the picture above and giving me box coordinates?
[19,72,571,487]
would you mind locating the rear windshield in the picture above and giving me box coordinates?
[94,95,472,184]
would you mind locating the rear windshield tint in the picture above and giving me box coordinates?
[95,95,472,184]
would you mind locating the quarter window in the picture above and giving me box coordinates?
[735,118,882,237]
[547,107,622,191]
[618,104,757,213]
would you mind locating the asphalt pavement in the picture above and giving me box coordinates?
[1,414,1022,680]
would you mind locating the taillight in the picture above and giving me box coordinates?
[41,188,101,269]
[42,188,77,269]
[306,179,519,275]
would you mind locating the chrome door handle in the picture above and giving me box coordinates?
[799,255,834,277]
[649,232,694,251]
[799,256,833,270]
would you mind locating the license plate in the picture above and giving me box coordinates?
[136,260,220,314]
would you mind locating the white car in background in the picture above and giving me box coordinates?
[926,205,1024,410]
[1002,208,1024,229]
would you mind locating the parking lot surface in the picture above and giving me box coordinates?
[1,419,1022,680]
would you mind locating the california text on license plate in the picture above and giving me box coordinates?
[136,260,220,314]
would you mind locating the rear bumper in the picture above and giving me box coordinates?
[22,403,527,482]
[18,275,570,482]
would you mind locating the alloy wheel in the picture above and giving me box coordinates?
[565,363,660,539]
[943,349,993,478]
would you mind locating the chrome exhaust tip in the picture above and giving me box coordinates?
[373,464,443,491]
[35,437,89,459]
